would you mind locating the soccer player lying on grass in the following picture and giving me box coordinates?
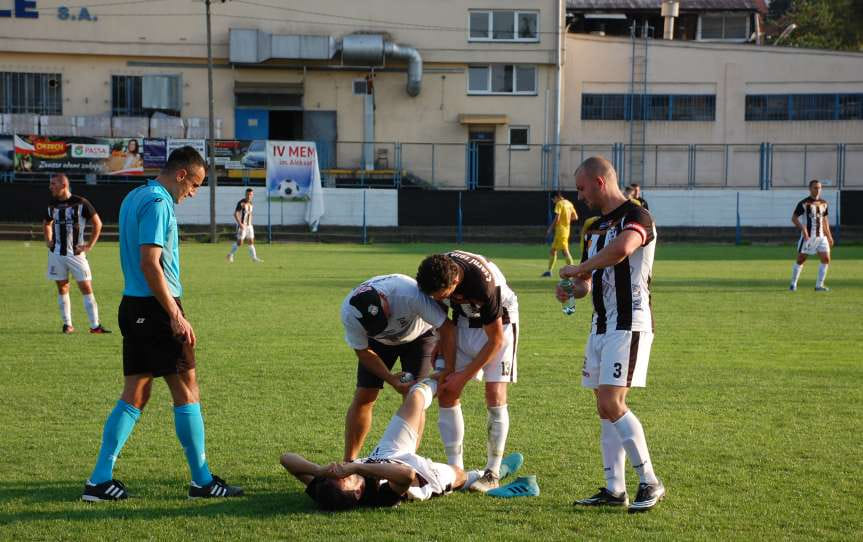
[281,375,467,510]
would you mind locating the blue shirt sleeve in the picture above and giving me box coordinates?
[137,197,170,247]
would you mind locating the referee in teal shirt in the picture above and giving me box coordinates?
[83,147,244,501]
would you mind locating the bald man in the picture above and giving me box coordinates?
[558,157,664,512]
[43,174,110,334]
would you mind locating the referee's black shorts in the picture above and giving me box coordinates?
[356,330,437,389]
[118,295,196,377]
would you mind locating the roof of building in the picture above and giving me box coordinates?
[567,0,767,12]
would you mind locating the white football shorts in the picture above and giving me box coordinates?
[435,316,519,383]
[582,330,653,389]
[797,235,829,255]
[46,252,92,282]
[237,224,254,242]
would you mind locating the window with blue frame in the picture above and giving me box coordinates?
[746,93,863,121]
[581,94,715,121]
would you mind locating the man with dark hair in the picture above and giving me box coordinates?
[226,188,262,263]
[281,375,467,511]
[629,183,649,210]
[43,173,110,334]
[790,179,833,291]
[82,146,243,502]
[415,251,520,493]
[560,156,664,512]
[542,192,578,277]
[340,274,455,461]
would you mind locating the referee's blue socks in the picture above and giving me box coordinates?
[89,399,141,485]
[173,402,213,487]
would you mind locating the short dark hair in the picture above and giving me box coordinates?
[416,254,459,295]
[309,477,362,511]
[163,146,205,174]
[630,183,640,189]
[809,179,821,188]
[245,188,254,193]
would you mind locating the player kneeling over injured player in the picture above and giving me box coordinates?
[281,376,466,510]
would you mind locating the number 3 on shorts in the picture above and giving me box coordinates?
[613,362,622,378]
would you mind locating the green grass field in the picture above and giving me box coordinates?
[1,240,861,541]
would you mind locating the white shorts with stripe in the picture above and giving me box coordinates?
[237,224,254,242]
[797,235,829,255]
[46,252,92,282]
[435,314,519,383]
[581,330,653,389]
[367,415,456,501]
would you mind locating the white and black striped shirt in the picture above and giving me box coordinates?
[581,200,656,334]
[794,197,829,239]
[45,195,97,256]
[235,199,253,226]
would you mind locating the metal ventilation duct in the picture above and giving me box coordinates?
[229,29,423,97]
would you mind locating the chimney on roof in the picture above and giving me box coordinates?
[661,1,680,40]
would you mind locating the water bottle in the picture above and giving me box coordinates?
[559,279,576,316]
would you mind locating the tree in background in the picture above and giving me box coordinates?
[767,0,863,51]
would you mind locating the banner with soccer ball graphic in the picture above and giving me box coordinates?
[266,141,325,231]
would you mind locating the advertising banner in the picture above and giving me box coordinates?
[13,135,146,175]
[213,139,264,170]
[143,138,168,169]
[266,141,324,230]
[0,136,12,171]
[166,138,207,161]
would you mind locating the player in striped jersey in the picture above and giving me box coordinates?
[226,188,262,263]
[416,250,519,493]
[42,174,110,334]
[559,156,664,512]
[789,180,833,291]
[281,375,467,510]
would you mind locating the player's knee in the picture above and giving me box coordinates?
[409,380,434,410]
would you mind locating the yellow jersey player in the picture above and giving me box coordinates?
[542,193,578,277]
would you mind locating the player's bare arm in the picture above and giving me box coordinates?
[234,210,243,227]
[343,461,417,493]
[442,318,504,395]
[140,244,196,347]
[436,319,457,382]
[824,216,834,246]
[560,229,643,279]
[280,452,326,484]
[42,218,53,250]
[546,212,561,236]
[77,213,102,254]
[355,348,412,394]
[791,213,808,240]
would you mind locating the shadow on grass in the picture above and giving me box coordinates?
[0,478,342,523]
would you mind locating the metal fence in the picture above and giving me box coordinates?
[3,139,861,190]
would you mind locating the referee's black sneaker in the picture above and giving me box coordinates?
[188,475,244,499]
[628,480,665,513]
[573,487,629,507]
[82,479,129,502]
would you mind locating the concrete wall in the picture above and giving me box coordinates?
[175,187,398,227]
[564,35,863,146]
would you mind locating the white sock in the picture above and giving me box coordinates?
[790,263,803,286]
[249,245,258,259]
[82,293,99,328]
[438,405,464,468]
[58,293,71,325]
[228,243,239,256]
[613,410,658,485]
[485,405,509,476]
[816,263,828,288]
[600,419,626,494]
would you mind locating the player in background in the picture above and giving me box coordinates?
[630,183,649,210]
[790,180,833,291]
[416,251,520,493]
[281,375,467,510]
[82,147,242,502]
[43,173,110,334]
[341,274,456,462]
[559,157,664,512]
[542,192,579,277]
[226,188,262,263]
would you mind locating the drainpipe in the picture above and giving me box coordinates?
[661,1,680,40]
[552,0,564,192]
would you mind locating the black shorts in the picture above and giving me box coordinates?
[356,330,437,389]
[118,295,196,377]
